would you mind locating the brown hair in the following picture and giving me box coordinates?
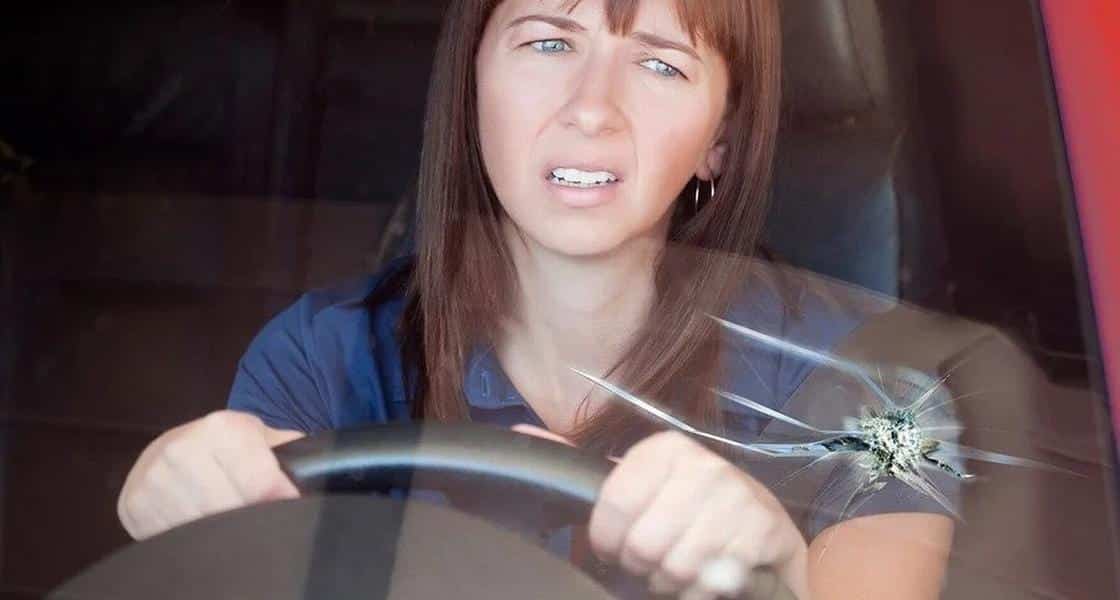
[398,0,782,453]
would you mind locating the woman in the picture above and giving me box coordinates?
[118,1,955,598]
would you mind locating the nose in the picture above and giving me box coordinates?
[558,51,625,137]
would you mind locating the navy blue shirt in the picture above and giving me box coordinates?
[227,256,956,576]
[229,257,868,435]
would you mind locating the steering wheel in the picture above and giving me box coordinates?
[50,423,795,600]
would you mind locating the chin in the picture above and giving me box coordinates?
[521,220,633,259]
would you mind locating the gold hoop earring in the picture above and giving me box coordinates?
[711,178,717,199]
[694,179,702,212]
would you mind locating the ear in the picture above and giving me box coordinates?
[696,120,730,181]
[697,141,729,181]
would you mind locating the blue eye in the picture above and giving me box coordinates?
[640,58,683,79]
[530,39,572,54]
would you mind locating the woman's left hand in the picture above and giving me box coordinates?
[591,430,810,599]
[514,426,810,599]
[592,430,809,599]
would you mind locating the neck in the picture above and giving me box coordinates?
[496,220,662,432]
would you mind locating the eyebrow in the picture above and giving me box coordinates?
[506,14,701,62]
[506,14,587,33]
[631,31,700,62]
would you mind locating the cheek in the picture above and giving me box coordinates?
[631,99,713,209]
[476,59,560,200]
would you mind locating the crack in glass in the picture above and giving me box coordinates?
[571,313,1081,524]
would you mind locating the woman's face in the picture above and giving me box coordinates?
[476,0,730,258]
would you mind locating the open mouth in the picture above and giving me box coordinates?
[547,167,620,188]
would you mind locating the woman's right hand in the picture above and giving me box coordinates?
[117,410,305,540]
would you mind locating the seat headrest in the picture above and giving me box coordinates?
[780,0,894,120]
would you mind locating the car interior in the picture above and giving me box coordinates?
[1,0,1114,597]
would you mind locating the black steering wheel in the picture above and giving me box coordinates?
[50,423,794,600]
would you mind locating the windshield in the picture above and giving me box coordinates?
[2,1,1117,599]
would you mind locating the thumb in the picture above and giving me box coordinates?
[510,424,621,464]
[511,423,576,447]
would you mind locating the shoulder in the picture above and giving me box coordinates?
[728,257,895,346]
[227,256,415,431]
[718,258,896,420]
[273,254,415,393]
[258,256,413,359]
[291,255,412,332]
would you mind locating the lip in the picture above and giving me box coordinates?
[543,166,624,209]
[540,158,628,208]
[542,161,627,183]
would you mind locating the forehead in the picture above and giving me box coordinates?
[496,0,694,40]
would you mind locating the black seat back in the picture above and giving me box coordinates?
[766,0,948,302]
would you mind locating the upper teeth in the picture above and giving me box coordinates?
[550,167,618,187]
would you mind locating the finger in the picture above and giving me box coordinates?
[148,493,191,533]
[117,494,142,540]
[176,452,249,514]
[656,484,755,589]
[145,460,205,528]
[702,556,748,597]
[511,424,576,447]
[214,438,299,504]
[589,434,685,562]
[119,447,166,539]
[687,556,748,600]
[618,455,728,575]
[162,440,245,514]
[511,424,622,462]
[121,492,171,541]
[263,427,305,447]
[722,521,771,572]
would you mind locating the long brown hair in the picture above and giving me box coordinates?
[399,0,782,453]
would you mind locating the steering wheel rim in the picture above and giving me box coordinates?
[53,423,796,600]
[273,422,613,522]
[273,423,796,600]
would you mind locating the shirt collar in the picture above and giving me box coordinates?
[463,344,527,409]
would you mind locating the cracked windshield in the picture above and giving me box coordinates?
[3,1,1118,599]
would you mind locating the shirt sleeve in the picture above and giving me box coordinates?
[800,364,965,538]
[227,293,333,433]
[719,263,961,538]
